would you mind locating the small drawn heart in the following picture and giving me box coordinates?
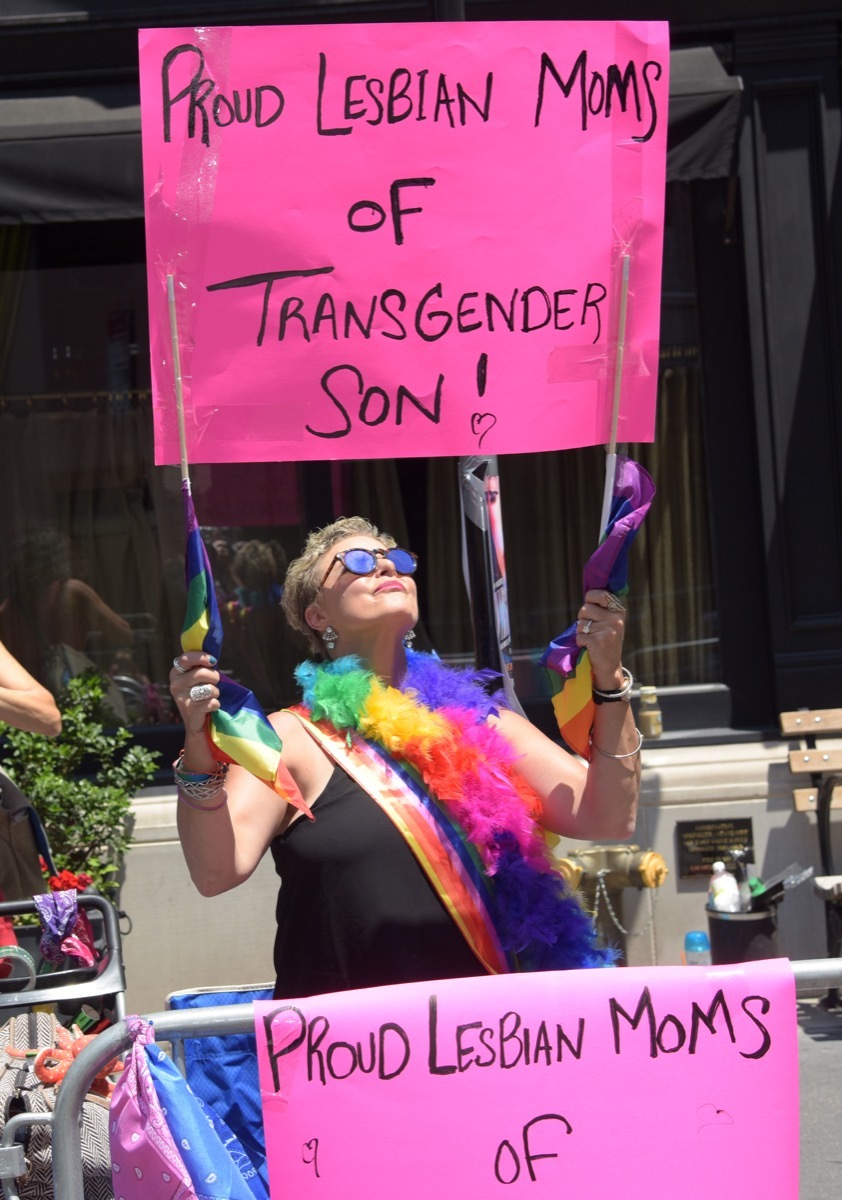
[133,1167,143,1179]
[470,412,497,448]
[112,1163,121,1173]
[205,1174,218,1184]
[697,1103,735,1131]
[181,1138,191,1150]
[162,1173,171,1183]
[130,1132,140,1143]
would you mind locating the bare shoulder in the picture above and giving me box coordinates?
[269,708,334,802]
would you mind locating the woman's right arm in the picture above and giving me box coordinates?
[170,653,318,896]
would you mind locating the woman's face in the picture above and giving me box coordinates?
[305,534,419,644]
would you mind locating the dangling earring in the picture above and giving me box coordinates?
[403,629,416,649]
[322,625,338,652]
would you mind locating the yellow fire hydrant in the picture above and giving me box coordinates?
[556,845,669,963]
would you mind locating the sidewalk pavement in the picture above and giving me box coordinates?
[798,995,842,1198]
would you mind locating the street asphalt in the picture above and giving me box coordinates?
[797,995,842,1198]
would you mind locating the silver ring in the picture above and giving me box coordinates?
[604,593,626,613]
[189,684,214,702]
[172,657,187,674]
[582,619,593,634]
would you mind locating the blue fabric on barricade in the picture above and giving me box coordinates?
[167,986,273,1192]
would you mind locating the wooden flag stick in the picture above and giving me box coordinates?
[166,273,191,488]
[598,253,631,538]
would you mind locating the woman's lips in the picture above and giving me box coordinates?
[375,581,406,593]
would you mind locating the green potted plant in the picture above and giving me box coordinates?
[0,671,160,903]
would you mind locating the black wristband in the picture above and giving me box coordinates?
[592,667,633,704]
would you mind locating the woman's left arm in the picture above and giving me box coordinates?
[0,639,62,737]
[491,589,640,841]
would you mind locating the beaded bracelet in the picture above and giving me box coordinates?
[592,666,634,705]
[590,727,644,759]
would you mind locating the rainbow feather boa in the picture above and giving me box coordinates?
[295,651,614,971]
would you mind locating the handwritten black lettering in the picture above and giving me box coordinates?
[205,272,605,347]
[326,1040,358,1080]
[612,986,772,1060]
[317,55,494,133]
[306,364,443,439]
[499,1011,524,1069]
[262,1005,307,1093]
[636,61,662,142]
[494,1114,572,1184]
[347,199,388,234]
[522,1114,573,1181]
[307,1014,331,1084]
[656,1013,687,1054]
[161,44,283,146]
[739,995,772,1060]
[428,994,457,1075]
[380,1023,412,1079]
[494,1141,520,1185]
[534,48,660,141]
[390,178,436,246]
[302,1139,320,1178]
[556,1019,585,1060]
[688,990,737,1053]
[206,266,335,346]
[610,987,658,1057]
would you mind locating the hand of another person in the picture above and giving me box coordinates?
[169,651,221,736]
[575,589,627,691]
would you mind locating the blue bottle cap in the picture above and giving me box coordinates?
[684,930,711,952]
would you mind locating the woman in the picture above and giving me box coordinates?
[170,517,641,999]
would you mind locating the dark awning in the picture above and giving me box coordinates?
[0,84,143,223]
[0,47,742,223]
[667,46,743,183]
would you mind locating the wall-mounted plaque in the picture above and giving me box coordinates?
[675,818,754,879]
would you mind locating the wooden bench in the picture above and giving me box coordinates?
[781,708,842,1003]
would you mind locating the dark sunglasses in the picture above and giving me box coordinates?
[319,546,418,590]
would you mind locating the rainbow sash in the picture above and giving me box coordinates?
[288,707,512,976]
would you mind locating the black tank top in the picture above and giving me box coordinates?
[270,765,486,999]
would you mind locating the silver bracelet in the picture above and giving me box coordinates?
[174,752,229,805]
[590,727,644,759]
[592,666,634,703]
[178,785,229,812]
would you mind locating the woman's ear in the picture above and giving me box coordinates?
[304,601,327,635]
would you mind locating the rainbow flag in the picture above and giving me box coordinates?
[541,457,655,759]
[180,481,308,815]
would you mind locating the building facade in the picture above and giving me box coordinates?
[1,1,839,992]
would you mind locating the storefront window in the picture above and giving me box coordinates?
[0,189,719,743]
[0,221,309,730]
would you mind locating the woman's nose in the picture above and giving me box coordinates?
[374,550,397,576]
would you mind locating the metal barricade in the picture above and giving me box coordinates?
[3,958,840,1200]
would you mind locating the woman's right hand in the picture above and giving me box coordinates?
[169,652,221,737]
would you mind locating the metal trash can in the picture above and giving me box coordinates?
[706,907,780,964]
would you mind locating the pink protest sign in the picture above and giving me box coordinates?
[255,962,798,1198]
[139,21,669,465]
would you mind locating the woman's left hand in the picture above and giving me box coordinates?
[576,589,627,690]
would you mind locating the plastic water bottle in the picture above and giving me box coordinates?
[683,930,712,966]
[708,861,741,912]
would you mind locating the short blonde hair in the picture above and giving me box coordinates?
[282,516,396,655]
